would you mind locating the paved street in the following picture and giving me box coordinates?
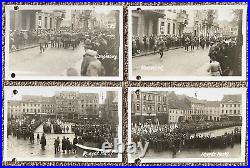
[9,44,85,76]
[132,47,211,76]
[7,123,77,159]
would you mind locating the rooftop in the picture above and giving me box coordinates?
[221,94,242,103]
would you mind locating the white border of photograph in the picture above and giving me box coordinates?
[127,87,246,163]
[128,5,247,81]
[4,5,124,81]
[3,86,123,162]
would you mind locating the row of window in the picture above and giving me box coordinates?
[136,94,168,102]
[23,109,40,113]
[221,104,241,108]
[160,22,176,35]
[22,103,41,107]
[221,110,240,115]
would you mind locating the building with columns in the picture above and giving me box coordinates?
[132,10,165,38]
[9,10,66,31]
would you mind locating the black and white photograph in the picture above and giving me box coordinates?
[128,5,247,81]
[5,5,123,80]
[128,88,246,163]
[3,87,122,162]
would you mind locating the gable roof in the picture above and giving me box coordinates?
[221,94,242,103]
[204,101,220,107]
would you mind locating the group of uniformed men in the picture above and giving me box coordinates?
[72,120,117,149]
[132,120,241,157]
[7,116,43,144]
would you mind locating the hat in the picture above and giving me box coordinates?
[85,49,97,57]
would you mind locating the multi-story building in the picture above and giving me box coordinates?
[204,101,221,121]
[71,10,98,31]
[78,93,99,119]
[9,10,66,31]
[184,10,219,37]
[103,91,118,124]
[158,10,189,36]
[132,10,165,39]
[8,100,22,118]
[8,91,100,120]
[218,20,238,37]
[54,91,99,120]
[21,99,43,115]
[41,97,56,118]
[220,94,242,121]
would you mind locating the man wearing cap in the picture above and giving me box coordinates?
[80,49,106,76]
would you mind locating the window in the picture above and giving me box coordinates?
[136,104,140,111]
[148,95,151,101]
[167,23,170,34]
[137,94,140,100]
[50,18,52,29]
[173,23,175,34]
[45,17,48,29]
[161,22,164,26]
[234,110,237,114]
[143,95,146,100]
[234,104,237,107]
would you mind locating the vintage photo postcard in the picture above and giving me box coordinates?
[4,5,123,80]
[3,86,122,162]
[128,5,247,81]
[127,87,246,163]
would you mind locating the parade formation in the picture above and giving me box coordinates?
[131,8,244,77]
[8,8,120,78]
[132,120,241,156]
[7,115,118,158]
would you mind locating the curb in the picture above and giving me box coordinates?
[10,44,40,53]
[132,46,184,58]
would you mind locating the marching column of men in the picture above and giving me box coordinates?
[132,34,239,76]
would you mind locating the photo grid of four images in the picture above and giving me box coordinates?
[2,3,248,165]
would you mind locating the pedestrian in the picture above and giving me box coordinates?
[66,126,69,133]
[73,135,78,154]
[30,132,35,144]
[158,38,164,59]
[40,133,46,150]
[80,49,106,76]
[207,56,222,76]
[54,137,60,154]
[66,137,71,153]
[62,136,66,153]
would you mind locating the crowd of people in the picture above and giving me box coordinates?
[72,120,117,149]
[208,37,238,76]
[10,27,119,77]
[7,116,43,144]
[43,119,70,134]
[132,120,242,156]
[132,34,183,56]
[8,115,118,158]
[132,33,239,76]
